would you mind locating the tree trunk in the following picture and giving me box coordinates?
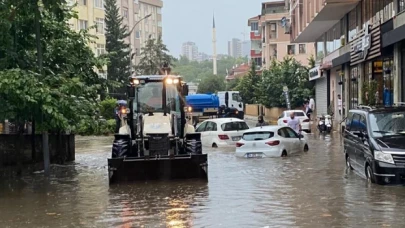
[31,120,36,161]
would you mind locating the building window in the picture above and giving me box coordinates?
[79,0,87,5]
[134,0,138,3]
[96,44,105,56]
[269,23,277,39]
[78,20,88,30]
[350,66,359,109]
[400,0,405,12]
[251,22,259,31]
[287,45,295,55]
[299,44,306,54]
[123,7,128,18]
[316,35,325,61]
[95,18,104,34]
[158,21,162,27]
[94,0,104,9]
[157,8,161,14]
[135,30,141,39]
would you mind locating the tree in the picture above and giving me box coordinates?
[136,35,175,75]
[104,0,131,91]
[235,62,260,104]
[260,57,313,108]
[197,75,226,94]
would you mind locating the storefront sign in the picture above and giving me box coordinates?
[309,66,322,81]
[351,23,381,66]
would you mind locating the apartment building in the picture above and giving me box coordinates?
[290,0,397,120]
[181,42,198,61]
[248,1,315,69]
[228,38,242,58]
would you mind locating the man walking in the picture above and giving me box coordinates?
[256,115,269,127]
[337,94,342,116]
[287,112,301,134]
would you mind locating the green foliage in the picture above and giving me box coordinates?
[226,77,240,91]
[260,57,314,108]
[0,0,106,132]
[136,35,175,75]
[235,62,260,104]
[197,75,226,94]
[308,55,316,68]
[100,98,117,120]
[76,119,116,136]
[362,80,378,105]
[172,56,249,83]
[104,0,131,93]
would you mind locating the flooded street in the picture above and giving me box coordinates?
[2,130,405,227]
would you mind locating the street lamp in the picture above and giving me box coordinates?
[128,13,152,74]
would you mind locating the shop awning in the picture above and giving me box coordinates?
[382,23,405,48]
[332,52,351,67]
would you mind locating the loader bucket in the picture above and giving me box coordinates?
[108,154,208,183]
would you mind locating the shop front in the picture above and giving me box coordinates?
[309,66,329,116]
[350,22,389,107]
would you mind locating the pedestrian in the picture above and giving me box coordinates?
[256,115,269,127]
[304,99,313,120]
[114,104,121,133]
[337,94,342,116]
[309,97,315,112]
[287,112,301,134]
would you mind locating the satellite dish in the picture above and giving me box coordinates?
[281,17,286,27]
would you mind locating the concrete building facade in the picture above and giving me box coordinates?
[228,38,242,58]
[248,1,315,69]
[290,0,397,120]
[181,42,198,61]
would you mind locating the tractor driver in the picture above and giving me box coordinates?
[147,87,162,109]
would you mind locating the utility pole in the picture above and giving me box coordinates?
[34,0,50,176]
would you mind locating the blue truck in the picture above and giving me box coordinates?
[185,91,245,126]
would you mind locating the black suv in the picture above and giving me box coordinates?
[343,105,405,185]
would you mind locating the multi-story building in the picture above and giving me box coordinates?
[68,0,107,77]
[136,0,163,62]
[197,52,209,62]
[290,0,397,120]
[228,38,242,58]
[248,1,315,69]
[181,42,199,61]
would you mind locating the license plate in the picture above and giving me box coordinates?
[246,153,264,158]
[232,136,241,141]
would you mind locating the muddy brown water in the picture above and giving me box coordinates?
[1,133,405,227]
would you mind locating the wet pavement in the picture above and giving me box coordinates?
[1,124,405,227]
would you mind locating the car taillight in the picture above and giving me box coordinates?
[236,142,244,147]
[266,140,280,146]
[218,135,229,140]
[283,120,287,123]
[303,119,310,122]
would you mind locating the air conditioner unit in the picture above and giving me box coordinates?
[284,23,291,34]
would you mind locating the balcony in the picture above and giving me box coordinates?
[250,31,262,40]
[292,0,359,43]
[251,50,262,58]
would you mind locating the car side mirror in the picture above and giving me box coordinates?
[239,103,242,108]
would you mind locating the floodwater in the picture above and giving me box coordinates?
[2,131,405,227]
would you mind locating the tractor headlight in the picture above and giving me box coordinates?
[132,79,140,85]
[173,78,179,84]
[166,78,173,84]
[188,106,192,112]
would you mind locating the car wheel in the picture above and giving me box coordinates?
[281,150,287,157]
[304,144,309,152]
[345,154,353,170]
[366,165,375,183]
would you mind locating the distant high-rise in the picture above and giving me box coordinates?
[181,42,198,61]
[212,14,217,75]
[228,38,242,58]
[197,52,209,62]
[242,40,251,58]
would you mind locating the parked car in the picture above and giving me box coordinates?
[277,110,311,133]
[235,125,309,158]
[195,118,250,148]
[343,105,405,185]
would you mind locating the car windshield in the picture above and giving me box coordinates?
[221,122,249,131]
[369,111,405,137]
[133,82,180,114]
[243,132,274,141]
[286,111,306,117]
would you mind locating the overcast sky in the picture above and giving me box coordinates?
[162,0,273,57]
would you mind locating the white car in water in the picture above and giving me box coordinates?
[235,125,309,158]
[195,118,250,148]
[277,110,311,133]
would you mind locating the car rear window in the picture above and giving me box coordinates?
[287,112,305,117]
[243,132,274,141]
[221,122,249,131]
